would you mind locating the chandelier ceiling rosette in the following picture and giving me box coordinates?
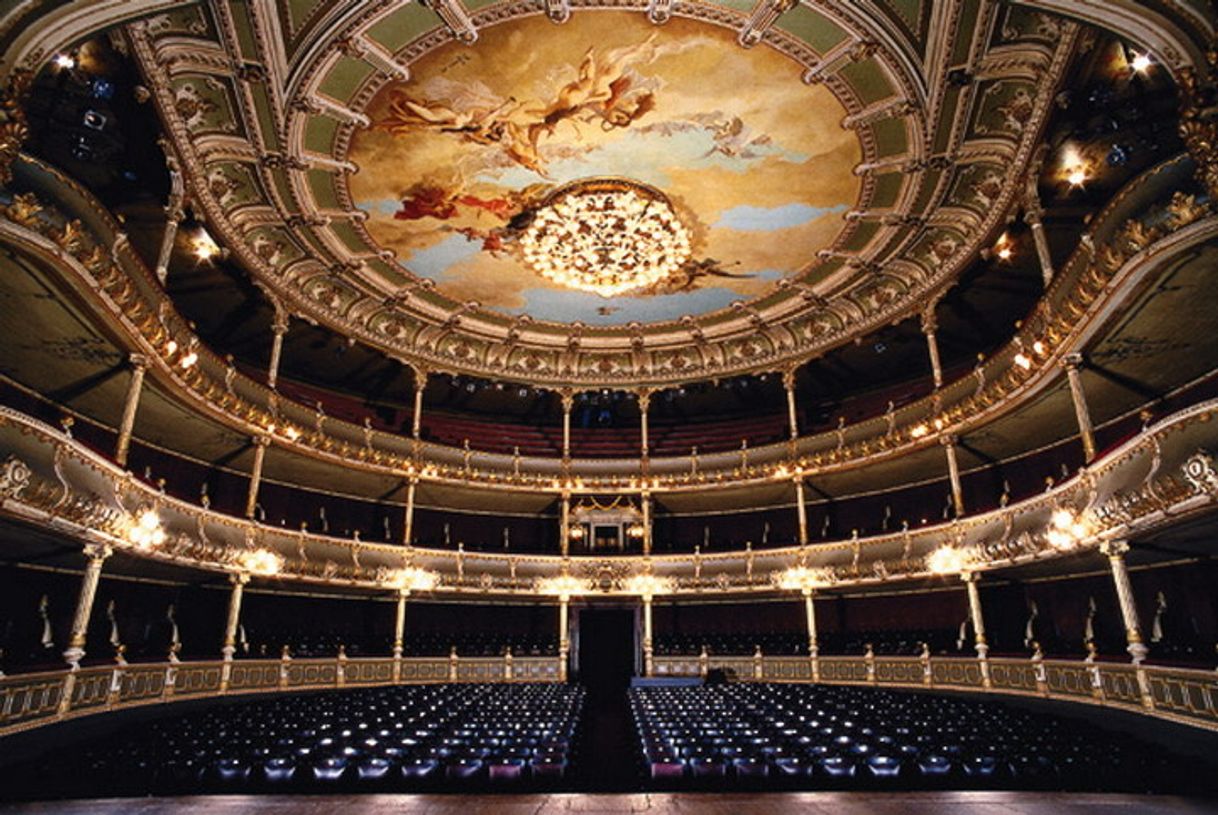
[520,178,692,298]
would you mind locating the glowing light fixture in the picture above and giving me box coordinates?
[127,509,166,549]
[776,565,833,592]
[191,229,221,262]
[520,178,692,298]
[539,573,589,600]
[52,54,76,70]
[927,545,975,575]
[1014,353,1032,370]
[1130,53,1153,74]
[238,548,283,576]
[994,233,1014,261]
[1047,508,1090,550]
[625,572,675,597]
[386,566,438,592]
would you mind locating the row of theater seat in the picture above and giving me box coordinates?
[423,411,789,458]
[1,681,1209,798]
[629,684,1191,790]
[6,684,584,798]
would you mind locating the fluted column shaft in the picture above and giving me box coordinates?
[1064,354,1097,463]
[1102,540,1148,663]
[642,594,654,677]
[921,309,943,389]
[402,478,417,546]
[115,354,149,467]
[266,307,289,389]
[63,545,112,667]
[943,435,964,516]
[558,596,570,682]
[393,589,408,660]
[221,574,249,663]
[244,435,270,519]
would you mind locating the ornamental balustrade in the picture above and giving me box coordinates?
[1,396,1217,596]
[1,653,1213,741]
[0,154,1213,491]
[0,655,561,738]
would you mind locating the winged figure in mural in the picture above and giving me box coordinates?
[376,34,662,175]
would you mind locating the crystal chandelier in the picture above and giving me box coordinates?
[520,178,692,298]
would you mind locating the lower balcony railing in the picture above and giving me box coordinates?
[651,654,1218,733]
[0,653,562,738]
[3,652,1215,741]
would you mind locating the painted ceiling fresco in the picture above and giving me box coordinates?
[348,13,861,325]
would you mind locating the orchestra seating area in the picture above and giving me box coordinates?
[628,684,1207,792]
[1,684,585,799]
[3,681,1213,800]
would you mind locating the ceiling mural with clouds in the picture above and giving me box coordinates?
[348,14,860,325]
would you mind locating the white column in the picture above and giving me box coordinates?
[221,573,249,663]
[244,435,270,519]
[411,369,427,442]
[153,188,185,285]
[560,492,571,557]
[942,435,964,516]
[783,369,800,440]
[962,572,991,687]
[638,389,651,467]
[963,572,988,657]
[561,390,574,462]
[63,544,112,668]
[115,354,149,467]
[795,477,809,548]
[1024,204,1055,288]
[642,593,654,677]
[392,589,408,662]
[266,305,289,389]
[641,492,653,556]
[921,308,944,389]
[402,477,417,546]
[558,596,570,682]
[1063,353,1097,463]
[803,588,819,682]
[1101,540,1149,663]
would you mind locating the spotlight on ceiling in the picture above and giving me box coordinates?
[1130,53,1153,74]
[52,53,76,70]
[191,229,222,262]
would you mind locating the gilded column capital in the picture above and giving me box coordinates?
[636,388,652,413]
[1100,539,1130,559]
[920,306,938,335]
[779,367,796,391]
[940,434,958,447]
[128,353,150,370]
[560,389,576,413]
[411,366,429,390]
[82,543,113,563]
[229,571,251,586]
[1062,352,1085,371]
[252,434,272,448]
[271,301,291,336]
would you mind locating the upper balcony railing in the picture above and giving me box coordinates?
[1,395,1216,598]
[0,153,1214,492]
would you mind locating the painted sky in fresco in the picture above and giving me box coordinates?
[349,13,860,326]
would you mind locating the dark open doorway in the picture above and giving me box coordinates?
[574,607,638,788]
[577,608,636,695]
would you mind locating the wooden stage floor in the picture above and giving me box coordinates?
[1,793,1215,814]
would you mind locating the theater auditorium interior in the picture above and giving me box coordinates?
[1,0,1218,812]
